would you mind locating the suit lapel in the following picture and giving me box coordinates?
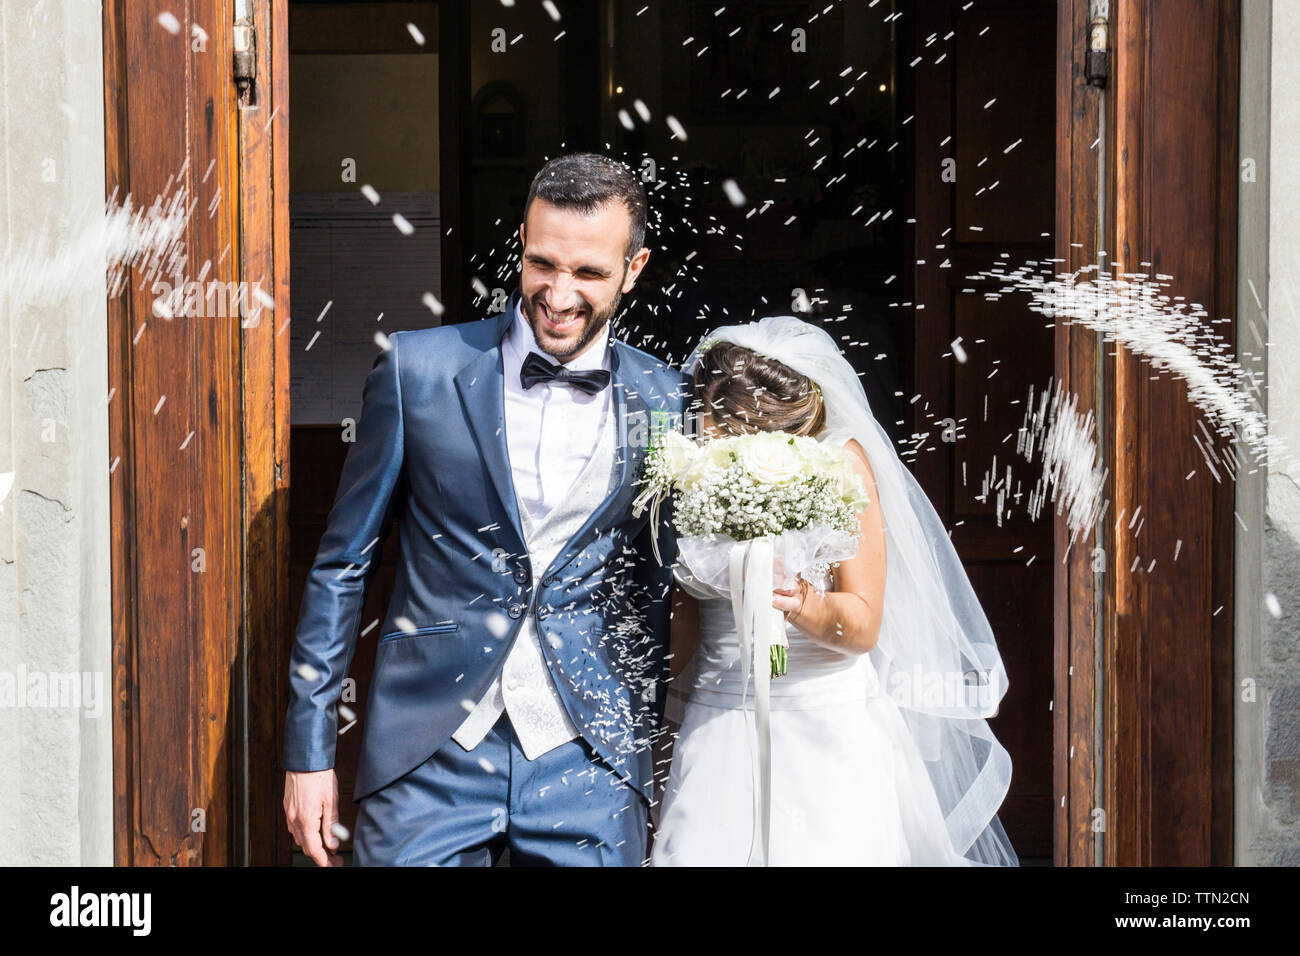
[452,306,525,546]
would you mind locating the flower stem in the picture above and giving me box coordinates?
[770,645,787,679]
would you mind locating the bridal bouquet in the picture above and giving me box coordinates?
[632,428,871,677]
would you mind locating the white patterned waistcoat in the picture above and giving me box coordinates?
[451,406,621,759]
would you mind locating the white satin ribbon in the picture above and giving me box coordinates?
[728,537,786,867]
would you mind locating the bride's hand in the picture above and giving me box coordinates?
[772,578,810,619]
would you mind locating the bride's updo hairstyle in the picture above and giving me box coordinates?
[691,340,826,438]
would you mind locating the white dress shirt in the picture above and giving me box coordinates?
[501,301,613,521]
[451,300,615,759]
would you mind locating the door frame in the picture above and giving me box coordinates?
[105,0,1237,865]
[104,0,470,866]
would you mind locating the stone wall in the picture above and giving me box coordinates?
[1237,0,1300,866]
[0,0,113,865]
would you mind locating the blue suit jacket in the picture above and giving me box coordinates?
[282,289,690,804]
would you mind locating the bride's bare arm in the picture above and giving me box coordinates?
[772,438,887,654]
[668,587,701,680]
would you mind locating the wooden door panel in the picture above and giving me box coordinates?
[953,7,1056,243]
[912,0,1057,861]
[1106,0,1238,866]
[951,291,1056,522]
[970,561,1055,857]
[106,0,243,866]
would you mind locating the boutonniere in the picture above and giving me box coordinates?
[631,410,681,566]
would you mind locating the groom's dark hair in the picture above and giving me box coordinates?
[523,153,648,264]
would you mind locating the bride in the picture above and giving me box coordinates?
[648,316,1019,867]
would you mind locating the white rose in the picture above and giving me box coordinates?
[702,435,739,468]
[737,432,804,484]
[674,434,733,490]
[793,435,834,469]
[677,456,720,491]
[658,429,697,478]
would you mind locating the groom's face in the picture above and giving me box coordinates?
[518,197,650,363]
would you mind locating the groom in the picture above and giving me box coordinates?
[281,153,690,866]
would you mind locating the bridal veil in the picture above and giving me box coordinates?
[682,314,1020,867]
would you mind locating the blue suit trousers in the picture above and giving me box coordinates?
[352,713,649,866]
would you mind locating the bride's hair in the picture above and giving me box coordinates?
[691,340,826,437]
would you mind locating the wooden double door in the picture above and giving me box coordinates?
[105,0,1237,865]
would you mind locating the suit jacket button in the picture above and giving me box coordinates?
[541,574,556,587]
[536,605,550,621]
[507,603,523,619]
[513,566,529,585]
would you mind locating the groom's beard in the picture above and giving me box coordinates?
[523,287,622,362]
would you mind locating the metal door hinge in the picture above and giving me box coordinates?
[1086,0,1110,88]
[234,0,257,102]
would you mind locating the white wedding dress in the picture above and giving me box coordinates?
[650,431,975,868]
[648,315,1018,867]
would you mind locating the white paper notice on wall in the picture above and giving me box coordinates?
[290,191,441,425]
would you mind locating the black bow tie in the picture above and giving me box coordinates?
[519,350,611,396]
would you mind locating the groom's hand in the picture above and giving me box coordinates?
[284,769,343,867]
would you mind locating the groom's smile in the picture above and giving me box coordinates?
[523,292,605,363]
[537,299,588,333]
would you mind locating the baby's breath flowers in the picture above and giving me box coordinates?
[634,429,869,538]
[632,428,871,677]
